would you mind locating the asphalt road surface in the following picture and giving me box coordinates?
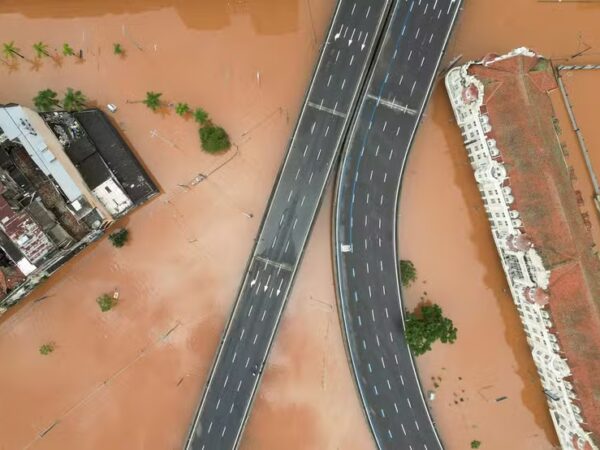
[183,1,394,448]
[333,1,462,449]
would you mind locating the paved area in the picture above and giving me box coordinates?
[333,0,462,449]
[184,1,394,448]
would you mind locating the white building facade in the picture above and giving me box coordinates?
[445,48,597,450]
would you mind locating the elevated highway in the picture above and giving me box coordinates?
[183,0,394,448]
[333,0,462,448]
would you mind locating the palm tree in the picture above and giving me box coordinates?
[32,41,50,58]
[3,41,24,59]
[193,108,209,125]
[63,88,87,111]
[62,43,75,57]
[113,43,124,55]
[175,102,190,116]
[33,89,60,112]
[143,91,162,111]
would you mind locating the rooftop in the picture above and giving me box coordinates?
[470,54,600,445]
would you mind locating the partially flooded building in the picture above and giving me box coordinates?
[446,48,600,450]
[0,105,157,308]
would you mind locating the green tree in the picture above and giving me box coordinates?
[62,43,75,57]
[175,102,191,116]
[113,43,124,55]
[97,293,118,312]
[39,342,55,355]
[400,259,417,287]
[63,88,87,111]
[200,125,231,154]
[193,107,209,125]
[2,41,24,59]
[109,228,129,248]
[531,58,549,72]
[33,89,60,112]
[471,440,481,449]
[32,41,50,58]
[404,304,457,356]
[143,91,162,111]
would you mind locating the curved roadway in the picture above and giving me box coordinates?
[333,1,462,449]
[184,1,394,448]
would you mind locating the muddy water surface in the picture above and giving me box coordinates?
[399,1,600,449]
[0,1,373,449]
[2,0,600,449]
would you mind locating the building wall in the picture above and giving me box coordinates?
[445,50,597,450]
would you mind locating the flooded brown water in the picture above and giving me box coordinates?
[1,0,600,450]
[399,1,600,449]
[0,1,372,449]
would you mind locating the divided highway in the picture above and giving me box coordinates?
[333,1,462,449]
[183,1,394,448]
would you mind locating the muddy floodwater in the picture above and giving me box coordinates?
[0,0,599,450]
[0,1,374,449]
[399,1,600,449]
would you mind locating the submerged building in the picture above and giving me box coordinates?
[446,48,600,450]
[0,105,157,309]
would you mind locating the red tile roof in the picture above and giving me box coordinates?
[470,55,600,445]
[0,195,54,264]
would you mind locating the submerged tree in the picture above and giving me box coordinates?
[62,88,87,111]
[193,107,209,125]
[113,42,124,55]
[33,89,60,112]
[200,125,230,154]
[62,43,75,57]
[175,102,191,116]
[404,304,457,356]
[32,41,50,58]
[2,41,24,59]
[39,342,55,355]
[400,259,417,287]
[97,293,118,312]
[109,228,129,248]
[143,91,162,111]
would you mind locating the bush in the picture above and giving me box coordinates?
[109,228,129,248]
[405,304,457,356]
[193,108,208,125]
[97,293,118,312]
[400,260,417,287]
[471,440,481,449]
[39,342,55,355]
[200,125,231,153]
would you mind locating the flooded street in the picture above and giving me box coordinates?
[399,0,600,449]
[0,1,373,449]
[0,0,599,449]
